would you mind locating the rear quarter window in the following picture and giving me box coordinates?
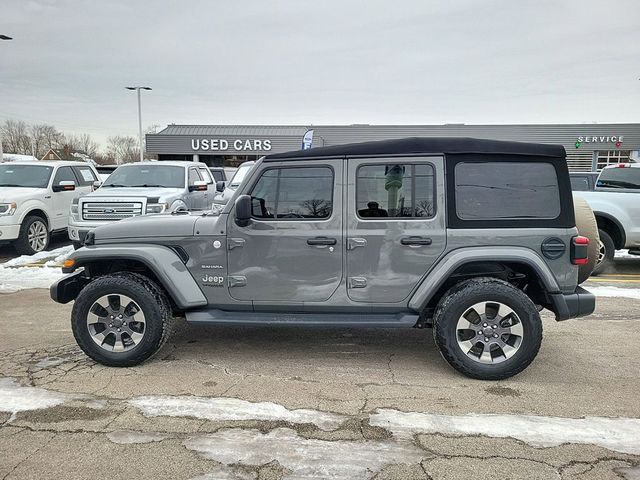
[455,162,561,220]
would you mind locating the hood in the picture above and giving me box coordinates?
[0,187,47,203]
[94,212,220,241]
[89,187,183,199]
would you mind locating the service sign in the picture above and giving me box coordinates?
[191,138,272,152]
[575,135,624,148]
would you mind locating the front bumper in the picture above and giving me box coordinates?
[0,223,21,243]
[549,286,596,321]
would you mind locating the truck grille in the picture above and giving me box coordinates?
[82,202,143,221]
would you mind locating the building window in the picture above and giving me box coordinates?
[596,150,630,171]
[356,164,435,219]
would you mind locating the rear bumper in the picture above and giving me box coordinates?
[549,286,596,321]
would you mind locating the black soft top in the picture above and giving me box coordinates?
[265,137,566,161]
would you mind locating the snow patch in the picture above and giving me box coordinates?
[106,430,168,444]
[0,245,73,293]
[615,249,639,259]
[128,396,345,431]
[0,377,69,419]
[587,286,640,300]
[369,409,640,455]
[184,428,424,480]
[34,357,66,369]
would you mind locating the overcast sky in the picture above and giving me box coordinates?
[2,0,639,147]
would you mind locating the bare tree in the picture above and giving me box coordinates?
[106,135,139,164]
[65,132,99,157]
[1,119,31,155]
[40,124,64,152]
[29,124,64,158]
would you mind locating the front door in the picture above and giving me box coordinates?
[346,157,447,303]
[226,160,343,304]
[187,167,205,210]
[50,166,78,230]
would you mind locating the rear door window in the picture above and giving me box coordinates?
[198,167,214,184]
[455,162,561,220]
[72,166,97,186]
[356,163,435,218]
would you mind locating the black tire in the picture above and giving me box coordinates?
[14,215,50,255]
[573,196,599,283]
[433,277,543,380]
[592,229,615,276]
[71,272,174,367]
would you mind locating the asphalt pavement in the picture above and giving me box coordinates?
[0,256,639,479]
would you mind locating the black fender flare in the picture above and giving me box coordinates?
[53,244,207,309]
[408,246,563,312]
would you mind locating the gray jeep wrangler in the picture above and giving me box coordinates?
[51,138,596,380]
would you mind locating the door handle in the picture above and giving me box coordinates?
[400,236,432,246]
[307,236,337,246]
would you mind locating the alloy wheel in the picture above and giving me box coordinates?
[456,301,524,364]
[27,220,48,252]
[596,239,606,266]
[86,294,146,352]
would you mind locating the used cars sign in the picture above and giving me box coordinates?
[191,139,272,151]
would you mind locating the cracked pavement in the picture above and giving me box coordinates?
[1,287,640,479]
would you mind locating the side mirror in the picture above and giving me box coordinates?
[53,180,75,192]
[215,180,226,192]
[189,180,208,192]
[234,195,252,227]
[92,180,102,191]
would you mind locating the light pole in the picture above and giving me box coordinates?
[125,86,152,162]
[0,35,12,163]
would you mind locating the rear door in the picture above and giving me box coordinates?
[346,157,447,303]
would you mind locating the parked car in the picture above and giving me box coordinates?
[569,172,599,191]
[52,137,595,380]
[208,167,227,184]
[95,165,118,182]
[212,161,255,206]
[574,163,640,273]
[68,161,215,247]
[0,161,99,254]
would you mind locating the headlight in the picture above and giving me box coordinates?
[70,204,79,215]
[146,203,168,214]
[0,203,17,216]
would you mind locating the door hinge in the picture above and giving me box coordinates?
[348,277,367,288]
[347,238,367,250]
[228,238,245,250]
[228,275,247,287]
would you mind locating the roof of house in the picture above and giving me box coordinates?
[265,137,566,161]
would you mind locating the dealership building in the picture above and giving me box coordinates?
[146,123,640,172]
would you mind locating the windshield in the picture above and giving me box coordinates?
[230,162,254,187]
[0,165,53,188]
[102,165,185,188]
[597,167,640,190]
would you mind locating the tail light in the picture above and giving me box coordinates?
[571,236,589,265]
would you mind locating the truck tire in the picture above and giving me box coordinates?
[14,215,50,255]
[71,272,174,367]
[573,196,599,283]
[592,229,615,276]
[433,277,542,380]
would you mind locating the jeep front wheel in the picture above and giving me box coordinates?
[71,273,174,367]
[433,278,542,380]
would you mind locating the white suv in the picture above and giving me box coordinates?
[0,161,99,254]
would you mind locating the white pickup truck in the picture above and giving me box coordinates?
[0,161,99,254]
[573,163,640,273]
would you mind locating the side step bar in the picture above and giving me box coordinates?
[185,309,419,328]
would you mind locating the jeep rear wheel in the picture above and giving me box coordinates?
[433,278,542,380]
[71,273,174,367]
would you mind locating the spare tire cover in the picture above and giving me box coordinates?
[573,195,600,283]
